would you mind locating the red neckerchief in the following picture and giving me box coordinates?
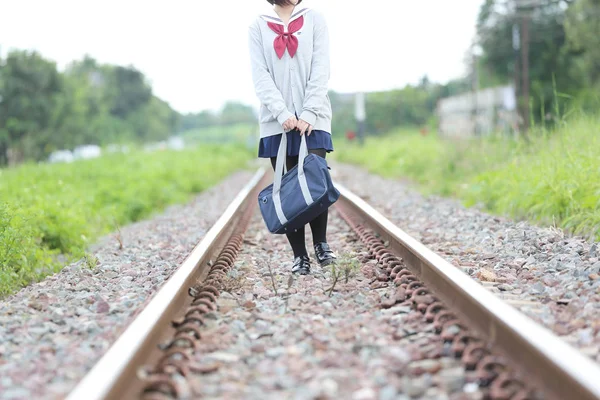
[267,16,304,59]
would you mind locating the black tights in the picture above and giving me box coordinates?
[270,149,329,258]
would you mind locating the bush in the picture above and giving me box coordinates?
[335,116,600,240]
[0,144,252,296]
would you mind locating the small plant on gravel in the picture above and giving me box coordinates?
[84,253,99,269]
[283,274,295,313]
[337,254,361,283]
[326,264,342,297]
[114,220,124,250]
[266,261,279,296]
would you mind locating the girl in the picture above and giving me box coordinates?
[248,0,335,275]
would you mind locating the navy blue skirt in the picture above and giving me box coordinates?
[258,130,334,158]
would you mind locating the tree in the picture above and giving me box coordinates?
[0,50,62,164]
[0,51,183,165]
[106,66,152,120]
[219,101,256,126]
[476,0,584,121]
[180,111,218,131]
[565,0,600,86]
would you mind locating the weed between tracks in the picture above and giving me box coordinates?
[325,254,361,297]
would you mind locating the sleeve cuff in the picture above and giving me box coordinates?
[299,110,317,126]
[276,109,294,125]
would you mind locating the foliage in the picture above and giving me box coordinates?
[0,51,180,165]
[179,101,257,133]
[0,144,252,296]
[476,0,598,120]
[328,78,470,136]
[335,116,600,240]
[564,0,600,92]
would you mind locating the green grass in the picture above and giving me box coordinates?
[0,144,252,296]
[335,117,600,240]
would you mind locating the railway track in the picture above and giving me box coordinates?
[66,167,600,400]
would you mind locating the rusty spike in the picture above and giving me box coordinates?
[199,285,220,297]
[399,275,418,286]
[412,287,430,296]
[425,302,445,322]
[190,298,217,311]
[390,265,405,280]
[212,260,230,269]
[175,323,203,340]
[192,291,217,304]
[475,355,509,386]
[156,359,189,377]
[433,310,457,332]
[489,372,526,400]
[441,320,468,341]
[451,332,482,357]
[462,343,491,370]
[141,375,180,398]
[158,348,192,365]
[162,334,198,351]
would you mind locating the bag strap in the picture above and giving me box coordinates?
[273,132,289,225]
[271,132,315,227]
[297,134,314,206]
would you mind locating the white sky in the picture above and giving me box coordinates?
[0,0,484,114]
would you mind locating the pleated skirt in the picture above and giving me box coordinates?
[258,130,334,158]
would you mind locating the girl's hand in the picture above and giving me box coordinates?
[297,119,313,136]
[283,116,298,132]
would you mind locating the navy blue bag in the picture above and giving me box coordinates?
[258,133,340,234]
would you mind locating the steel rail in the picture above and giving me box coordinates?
[66,167,267,400]
[335,181,600,400]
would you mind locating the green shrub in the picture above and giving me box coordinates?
[0,144,252,296]
[335,117,600,240]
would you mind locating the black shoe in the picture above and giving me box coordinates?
[292,255,311,275]
[314,242,337,266]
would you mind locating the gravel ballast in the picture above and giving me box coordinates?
[3,161,599,399]
[0,171,253,400]
[180,211,484,400]
[333,163,600,364]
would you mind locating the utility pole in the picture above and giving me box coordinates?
[520,14,530,133]
[471,51,480,136]
[354,92,366,145]
[512,23,521,133]
[515,0,533,137]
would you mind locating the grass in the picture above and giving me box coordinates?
[0,143,252,296]
[335,116,600,240]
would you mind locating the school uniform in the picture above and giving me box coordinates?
[248,3,334,158]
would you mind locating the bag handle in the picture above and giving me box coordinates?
[296,134,314,206]
[272,132,314,223]
[272,132,289,225]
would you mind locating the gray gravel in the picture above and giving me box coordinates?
[0,171,253,400]
[333,163,600,363]
[182,210,484,400]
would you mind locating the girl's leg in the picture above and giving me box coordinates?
[307,149,328,245]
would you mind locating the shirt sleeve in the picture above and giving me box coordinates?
[299,11,330,127]
[248,19,294,125]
